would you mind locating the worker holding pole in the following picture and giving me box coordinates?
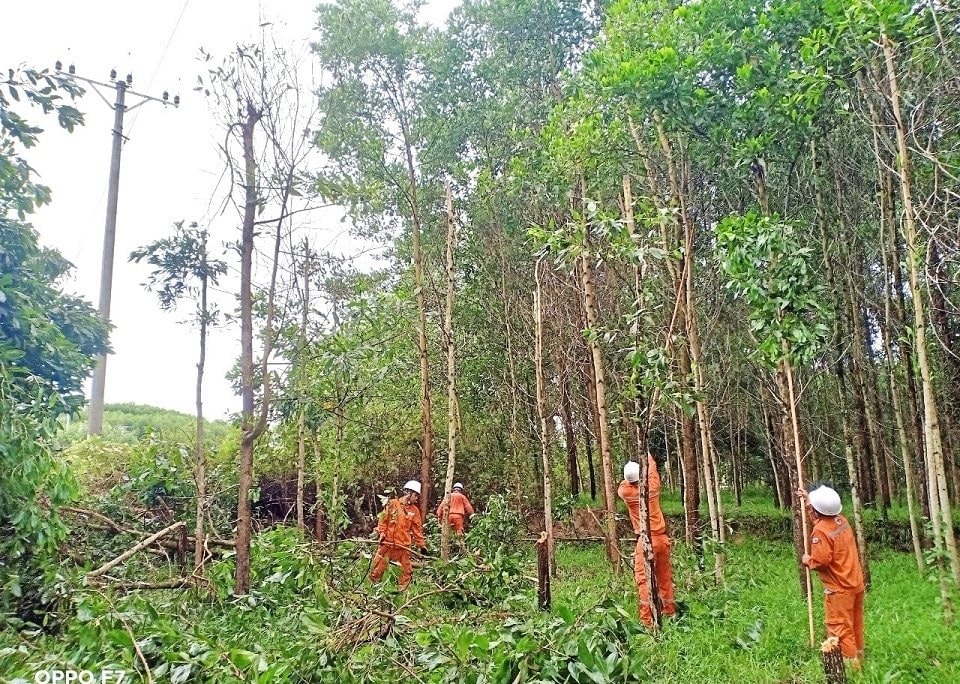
[798,485,865,669]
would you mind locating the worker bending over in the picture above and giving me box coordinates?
[618,456,676,628]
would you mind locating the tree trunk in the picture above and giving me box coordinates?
[835,363,871,587]
[499,234,526,511]
[313,437,325,541]
[871,121,926,573]
[729,410,742,507]
[761,389,784,509]
[536,532,551,610]
[638,451,662,631]
[584,355,600,501]
[778,356,815,647]
[235,104,261,596]
[883,35,960,595]
[579,247,620,574]
[678,346,700,548]
[441,186,458,562]
[888,192,929,516]
[332,406,345,540]
[820,637,846,684]
[684,217,724,582]
[849,281,888,515]
[296,239,310,532]
[664,420,675,491]
[928,241,960,504]
[235,99,285,595]
[534,259,555,574]
[402,124,433,523]
[561,377,581,498]
[193,236,208,574]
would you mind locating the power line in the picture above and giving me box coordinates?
[128,0,192,138]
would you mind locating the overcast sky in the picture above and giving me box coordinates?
[1,0,457,420]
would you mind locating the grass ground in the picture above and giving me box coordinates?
[553,540,960,683]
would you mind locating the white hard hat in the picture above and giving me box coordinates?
[453,482,464,491]
[623,461,640,483]
[403,480,422,495]
[808,485,842,516]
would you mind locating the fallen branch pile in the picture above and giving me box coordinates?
[64,506,235,548]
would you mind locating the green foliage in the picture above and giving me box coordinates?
[715,211,831,367]
[407,598,646,682]
[64,428,238,538]
[129,220,227,316]
[1,66,107,622]
[464,494,525,554]
[0,222,107,409]
[62,436,134,493]
[420,495,528,608]
[1,67,84,219]
[312,0,433,236]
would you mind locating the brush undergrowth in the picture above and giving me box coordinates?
[2,495,959,683]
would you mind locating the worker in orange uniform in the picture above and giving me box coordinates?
[618,456,675,628]
[798,485,865,668]
[369,480,426,591]
[436,482,475,536]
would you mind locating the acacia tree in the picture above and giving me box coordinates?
[202,40,318,594]
[439,186,461,561]
[876,17,960,592]
[716,212,831,645]
[314,0,438,520]
[279,258,416,541]
[130,221,227,571]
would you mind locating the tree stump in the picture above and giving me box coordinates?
[536,532,551,610]
[821,636,846,684]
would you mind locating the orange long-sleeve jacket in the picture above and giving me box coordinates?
[436,491,474,520]
[377,497,425,550]
[806,514,865,594]
[617,455,667,536]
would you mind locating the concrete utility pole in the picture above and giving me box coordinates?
[56,64,178,435]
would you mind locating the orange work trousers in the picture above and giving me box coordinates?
[825,589,865,660]
[634,533,675,628]
[448,513,465,534]
[369,543,413,589]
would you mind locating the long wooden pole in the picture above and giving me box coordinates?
[783,353,815,647]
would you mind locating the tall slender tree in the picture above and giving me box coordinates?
[130,222,227,572]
